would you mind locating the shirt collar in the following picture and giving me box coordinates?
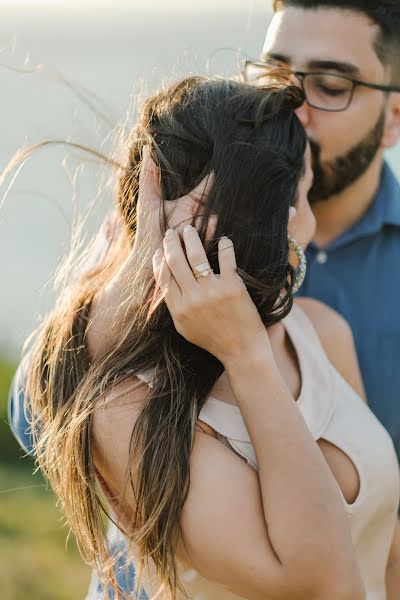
[309,162,400,252]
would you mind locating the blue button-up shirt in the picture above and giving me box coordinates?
[297,162,400,460]
[8,355,35,456]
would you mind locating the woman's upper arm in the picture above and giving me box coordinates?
[296,298,366,401]
[177,431,291,600]
[92,384,317,600]
[388,519,400,567]
[386,519,400,600]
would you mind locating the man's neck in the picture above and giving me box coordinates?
[311,154,384,248]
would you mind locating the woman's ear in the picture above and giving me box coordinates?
[381,93,400,149]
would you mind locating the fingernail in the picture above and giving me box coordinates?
[219,236,233,248]
[183,224,192,232]
[154,247,162,256]
[165,228,175,237]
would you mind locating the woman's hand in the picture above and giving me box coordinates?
[135,149,215,271]
[87,151,214,361]
[152,225,269,365]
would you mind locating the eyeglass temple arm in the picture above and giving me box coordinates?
[355,80,400,93]
[289,70,400,94]
[294,71,400,93]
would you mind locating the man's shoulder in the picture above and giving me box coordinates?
[376,162,400,227]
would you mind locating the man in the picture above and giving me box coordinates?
[244,0,400,457]
[9,1,400,597]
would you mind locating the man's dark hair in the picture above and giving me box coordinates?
[273,1,400,84]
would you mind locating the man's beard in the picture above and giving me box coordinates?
[308,110,385,204]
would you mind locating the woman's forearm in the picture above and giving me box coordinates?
[386,559,400,600]
[223,337,361,593]
[386,521,400,600]
[86,252,148,361]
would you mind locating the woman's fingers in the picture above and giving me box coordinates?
[138,155,215,252]
[138,148,161,208]
[152,247,180,307]
[218,236,237,278]
[152,248,168,289]
[163,228,198,290]
[182,225,214,281]
[153,229,263,362]
[135,149,163,263]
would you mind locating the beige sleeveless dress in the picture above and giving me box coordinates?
[102,303,400,600]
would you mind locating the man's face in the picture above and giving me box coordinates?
[262,6,389,203]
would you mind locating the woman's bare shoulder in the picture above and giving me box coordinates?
[93,376,148,426]
[89,379,303,599]
[294,297,366,401]
[91,377,149,487]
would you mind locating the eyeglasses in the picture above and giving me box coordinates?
[242,60,400,112]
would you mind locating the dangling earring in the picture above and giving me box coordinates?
[288,236,307,294]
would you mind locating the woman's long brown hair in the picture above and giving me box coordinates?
[24,75,307,599]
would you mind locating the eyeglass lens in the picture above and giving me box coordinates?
[244,64,353,111]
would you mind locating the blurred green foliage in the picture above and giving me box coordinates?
[0,358,90,599]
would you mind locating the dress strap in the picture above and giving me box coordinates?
[283,303,336,440]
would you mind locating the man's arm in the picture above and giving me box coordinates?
[8,355,35,456]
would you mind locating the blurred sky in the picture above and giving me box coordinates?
[0,0,269,17]
[1,0,256,6]
[1,0,266,12]
[0,1,270,357]
[0,0,399,358]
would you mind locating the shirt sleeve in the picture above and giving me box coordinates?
[8,353,35,456]
[8,211,120,458]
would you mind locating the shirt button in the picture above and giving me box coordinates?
[316,250,328,264]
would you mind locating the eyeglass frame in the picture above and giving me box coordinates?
[242,60,400,112]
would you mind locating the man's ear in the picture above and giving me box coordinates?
[381,92,400,149]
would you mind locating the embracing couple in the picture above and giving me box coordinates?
[9,1,400,599]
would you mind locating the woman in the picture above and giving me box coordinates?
[24,76,399,599]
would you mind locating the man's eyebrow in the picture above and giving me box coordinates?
[261,52,289,63]
[307,60,361,76]
[260,53,361,77]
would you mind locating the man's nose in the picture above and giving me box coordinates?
[295,101,311,129]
